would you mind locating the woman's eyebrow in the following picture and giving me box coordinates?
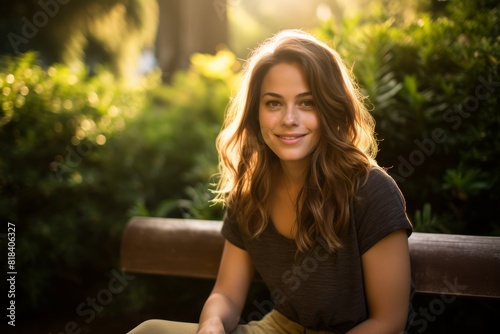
[296,92,313,98]
[261,92,313,98]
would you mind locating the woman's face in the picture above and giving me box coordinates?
[258,62,320,166]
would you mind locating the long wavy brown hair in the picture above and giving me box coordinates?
[214,29,378,252]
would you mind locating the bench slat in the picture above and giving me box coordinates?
[120,217,224,279]
[409,232,500,298]
[120,217,500,299]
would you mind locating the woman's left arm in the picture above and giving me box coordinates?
[347,229,411,334]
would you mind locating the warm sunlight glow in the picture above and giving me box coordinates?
[316,3,332,22]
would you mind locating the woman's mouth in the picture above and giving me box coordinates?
[276,134,305,144]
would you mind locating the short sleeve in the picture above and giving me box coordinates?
[354,168,413,254]
[221,210,247,250]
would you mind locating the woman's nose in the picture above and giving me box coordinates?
[281,105,298,127]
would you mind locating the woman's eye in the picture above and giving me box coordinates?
[266,101,280,108]
[301,100,315,108]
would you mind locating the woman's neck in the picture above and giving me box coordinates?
[279,160,307,193]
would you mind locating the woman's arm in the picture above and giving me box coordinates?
[347,229,411,334]
[197,240,255,334]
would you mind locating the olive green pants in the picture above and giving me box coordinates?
[128,310,334,334]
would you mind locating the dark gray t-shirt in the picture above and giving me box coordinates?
[222,168,414,333]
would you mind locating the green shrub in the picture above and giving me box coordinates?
[0,49,237,319]
[114,50,239,221]
[0,52,158,313]
[316,0,499,235]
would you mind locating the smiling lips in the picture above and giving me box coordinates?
[276,133,305,144]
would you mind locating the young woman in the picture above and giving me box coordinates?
[129,29,414,334]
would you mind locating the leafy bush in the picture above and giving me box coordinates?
[0,49,238,323]
[316,0,500,235]
[115,50,239,221]
[0,52,158,314]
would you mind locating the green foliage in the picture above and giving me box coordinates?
[317,0,500,236]
[412,203,441,233]
[0,52,158,311]
[442,167,490,201]
[0,49,237,317]
[109,50,238,222]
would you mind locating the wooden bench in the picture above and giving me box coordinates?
[120,216,500,300]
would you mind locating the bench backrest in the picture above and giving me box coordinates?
[120,217,500,299]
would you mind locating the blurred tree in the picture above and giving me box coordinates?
[0,0,159,79]
[155,0,228,82]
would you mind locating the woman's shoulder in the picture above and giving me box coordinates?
[355,166,406,211]
[353,166,412,253]
[360,166,401,193]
